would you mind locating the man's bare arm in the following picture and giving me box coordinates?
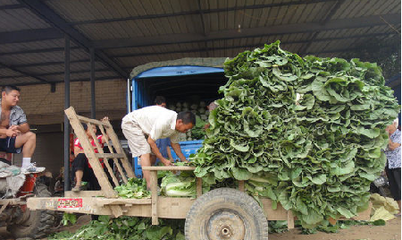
[170,142,188,163]
[0,128,19,137]
[388,139,401,151]
[100,117,110,143]
[147,137,172,166]
[12,122,30,134]
[167,146,173,161]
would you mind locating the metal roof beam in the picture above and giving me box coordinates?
[2,68,111,78]
[0,46,81,56]
[4,59,91,68]
[0,62,50,84]
[299,0,346,55]
[306,45,398,55]
[109,32,397,58]
[68,0,336,25]
[94,13,401,49]
[18,0,127,78]
[197,0,209,57]
[0,28,63,44]
[1,75,122,87]
[0,4,25,10]
[37,68,111,77]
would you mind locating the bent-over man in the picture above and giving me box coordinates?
[121,106,195,189]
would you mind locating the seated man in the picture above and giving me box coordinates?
[0,85,36,170]
[0,152,12,165]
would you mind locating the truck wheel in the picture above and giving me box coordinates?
[7,183,56,239]
[185,188,268,240]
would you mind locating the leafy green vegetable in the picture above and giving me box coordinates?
[190,40,400,228]
[62,213,77,226]
[114,178,150,199]
[49,216,185,240]
[191,116,207,140]
[161,171,209,198]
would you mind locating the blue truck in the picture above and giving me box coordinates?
[127,58,227,177]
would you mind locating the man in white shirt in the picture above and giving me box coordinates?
[121,106,195,188]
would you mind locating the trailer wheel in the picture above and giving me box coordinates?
[185,188,268,240]
[7,183,56,239]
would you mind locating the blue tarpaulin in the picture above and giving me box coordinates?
[130,66,223,177]
[135,66,224,79]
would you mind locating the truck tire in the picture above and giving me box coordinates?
[7,183,56,239]
[185,188,268,240]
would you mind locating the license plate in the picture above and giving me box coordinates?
[57,198,83,209]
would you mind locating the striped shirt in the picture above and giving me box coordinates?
[385,129,401,169]
[0,103,27,127]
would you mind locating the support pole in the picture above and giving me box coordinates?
[64,35,71,192]
[90,48,96,119]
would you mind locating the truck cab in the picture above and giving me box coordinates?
[127,58,227,177]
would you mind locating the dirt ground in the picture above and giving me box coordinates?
[270,217,401,240]
[0,215,400,240]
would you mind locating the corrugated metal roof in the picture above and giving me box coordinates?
[0,0,399,86]
[0,8,51,31]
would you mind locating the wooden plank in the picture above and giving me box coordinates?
[110,205,123,218]
[238,180,245,192]
[287,210,295,229]
[142,166,196,171]
[27,197,112,215]
[27,194,373,223]
[196,178,202,197]
[65,191,105,197]
[260,198,288,220]
[87,122,103,152]
[104,119,135,178]
[94,153,126,159]
[111,157,128,184]
[123,197,195,219]
[98,125,128,184]
[77,115,109,127]
[157,197,195,219]
[0,201,9,215]
[65,107,116,197]
[150,171,159,225]
[87,125,120,188]
[86,122,120,188]
[0,199,22,205]
[96,198,151,206]
[102,156,120,187]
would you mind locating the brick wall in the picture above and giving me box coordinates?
[11,79,129,178]
[18,79,128,125]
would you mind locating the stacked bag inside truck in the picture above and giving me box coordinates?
[168,101,209,141]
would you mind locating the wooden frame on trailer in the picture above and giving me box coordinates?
[27,107,372,228]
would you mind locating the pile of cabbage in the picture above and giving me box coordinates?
[190,41,400,228]
[160,170,210,198]
[168,102,208,141]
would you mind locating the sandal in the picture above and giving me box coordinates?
[72,186,81,192]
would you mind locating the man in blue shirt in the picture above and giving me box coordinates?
[154,96,173,164]
[155,138,173,164]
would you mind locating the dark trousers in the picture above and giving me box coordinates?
[385,165,401,201]
[71,153,101,190]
